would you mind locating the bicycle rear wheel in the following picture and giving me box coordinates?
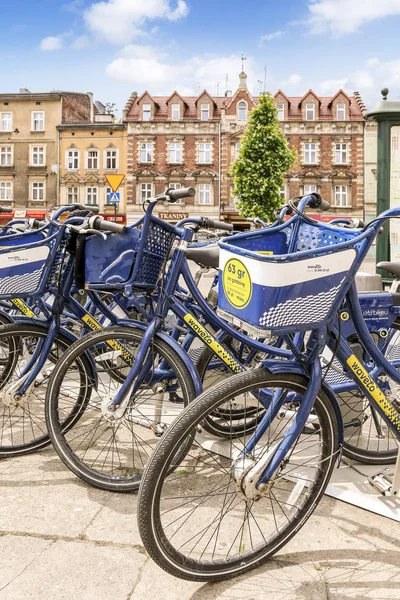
[138,369,339,581]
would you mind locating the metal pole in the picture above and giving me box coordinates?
[114,202,117,222]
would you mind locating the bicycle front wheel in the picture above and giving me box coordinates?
[138,369,339,582]
[46,326,196,492]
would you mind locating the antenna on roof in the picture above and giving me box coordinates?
[241,54,247,72]
[216,81,220,96]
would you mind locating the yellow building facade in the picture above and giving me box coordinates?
[57,119,127,222]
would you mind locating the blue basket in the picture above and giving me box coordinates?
[85,218,176,292]
[217,218,364,335]
[0,228,66,299]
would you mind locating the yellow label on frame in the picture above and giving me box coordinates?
[81,313,134,366]
[10,298,35,317]
[183,313,242,373]
[346,354,400,429]
[222,258,252,310]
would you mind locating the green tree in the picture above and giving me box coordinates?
[231,92,297,222]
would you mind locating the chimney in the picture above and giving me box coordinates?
[225,90,232,97]
[239,71,247,90]
[19,88,31,94]
[87,92,94,123]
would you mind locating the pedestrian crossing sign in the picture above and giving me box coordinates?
[109,192,120,203]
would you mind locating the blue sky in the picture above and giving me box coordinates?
[3,0,400,114]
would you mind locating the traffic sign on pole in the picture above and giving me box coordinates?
[105,174,125,192]
[109,192,120,203]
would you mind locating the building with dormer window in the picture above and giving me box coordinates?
[123,72,369,225]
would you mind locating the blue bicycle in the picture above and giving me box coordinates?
[136,197,400,581]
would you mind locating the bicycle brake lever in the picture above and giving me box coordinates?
[78,228,107,240]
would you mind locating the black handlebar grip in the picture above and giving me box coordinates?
[319,198,331,211]
[90,216,126,234]
[202,217,233,231]
[167,187,195,202]
[29,219,47,229]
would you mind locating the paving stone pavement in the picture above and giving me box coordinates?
[0,447,399,600]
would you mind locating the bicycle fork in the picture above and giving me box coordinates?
[232,358,324,500]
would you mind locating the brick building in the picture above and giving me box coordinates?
[124,72,367,224]
[124,90,223,222]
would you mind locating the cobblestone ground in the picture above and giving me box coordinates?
[0,448,399,599]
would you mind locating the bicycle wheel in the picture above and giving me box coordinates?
[46,326,196,492]
[138,369,339,581]
[0,323,77,456]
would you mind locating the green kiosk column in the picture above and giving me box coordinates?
[365,89,400,276]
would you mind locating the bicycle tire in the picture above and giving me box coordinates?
[138,369,339,581]
[0,322,79,456]
[46,326,196,492]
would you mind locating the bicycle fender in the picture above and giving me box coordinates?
[261,359,344,446]
[116,319,203,396]
[0,309,14,325]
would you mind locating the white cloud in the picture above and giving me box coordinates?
[319,78,348,94]
[71,35,90,49]
[284,73,303,85]
[259,30,285,45]
[84,0,189,44]
[40,35,64,51]
[306,0,400,35]
[106,45,262,95]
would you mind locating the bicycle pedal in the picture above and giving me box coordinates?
[368,472,393,495]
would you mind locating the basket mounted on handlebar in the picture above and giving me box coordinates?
[84,216,177,292]
[217,213,373,336]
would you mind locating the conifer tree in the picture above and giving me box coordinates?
[231,92,297,222]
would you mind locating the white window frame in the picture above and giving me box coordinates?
[0,181,12,201]
[140,182,153,203]
[66,149,79,170]
[31,181,45,202]
[336,103,346,120]
[235,142,242,159]
[67,185,79,205]
[142,104,151,121]
[1,112,12,132]
[305,103,315,121]
[105,148,118,170]
[32,111,45,132]
[303,143,317,164]
[303,184,317,195]
[31,145,45,167]
[168,182,182,204]
[279,185,286,199]
[237,101,247,121]
[277,103,284,121]
[198,183,211,205]
[334,185,349,207]
[169,142,182,163]
[86,186,98,206]
[335,143,348,164]
[0,146,12,167]
[105,186,113,205]
[201,104,210,121]
[86,149,99,170]
[140,142,153,163]
[198,142,211,164]
[171,103,180,120]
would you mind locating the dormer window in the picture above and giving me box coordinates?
[277,103,284,121]
[142,104,151,121]
[201,104,210,121]
[172,104,180,120]
[336,103,346,120]
[238,101,247,121]
[306,104,315,121]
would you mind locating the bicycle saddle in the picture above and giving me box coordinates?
[186,243,219,268]
[377,261,400,279]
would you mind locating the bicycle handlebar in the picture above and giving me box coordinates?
[88,216,126,234]
[201,217,233,232]
[166,187,195,202]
